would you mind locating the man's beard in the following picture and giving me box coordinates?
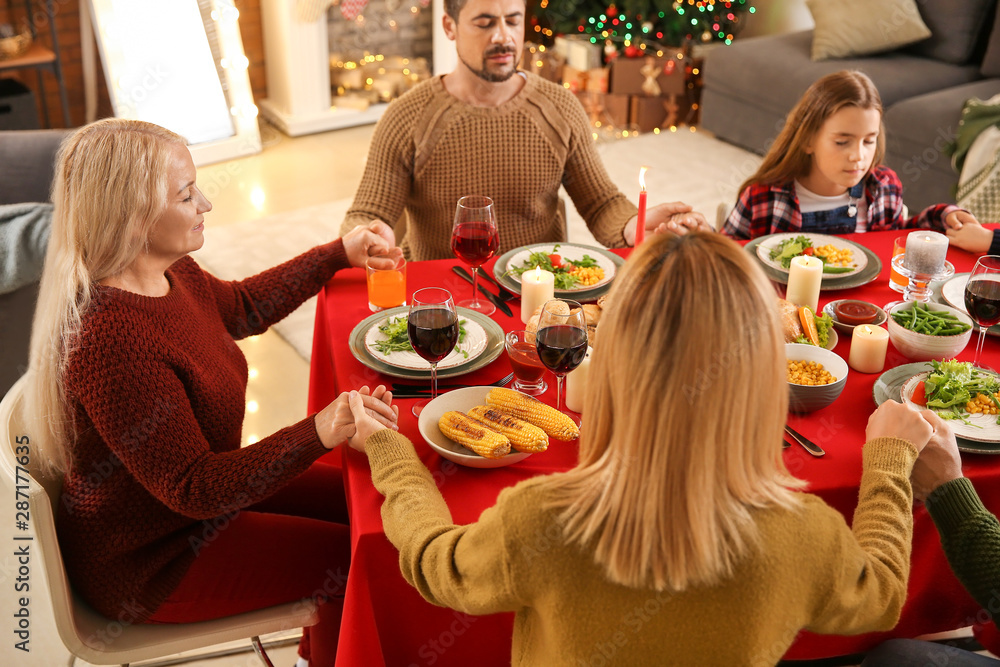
[460,45,518,83]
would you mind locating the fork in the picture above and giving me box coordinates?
[390,372,514,397]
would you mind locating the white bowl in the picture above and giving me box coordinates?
[887,301,973,362]
[822,299,888,336]
[417,386,533,468]
[785,343,849,413]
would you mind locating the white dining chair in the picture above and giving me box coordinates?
[0,376,319,666]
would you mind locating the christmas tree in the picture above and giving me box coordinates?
[531,0,755,48]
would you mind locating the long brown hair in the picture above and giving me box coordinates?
[543,232,804,591]
[739,70,885,194]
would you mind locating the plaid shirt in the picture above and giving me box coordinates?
[721,166,958,240]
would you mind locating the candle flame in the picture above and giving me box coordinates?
[639,166,648,192]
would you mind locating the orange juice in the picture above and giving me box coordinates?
[889,235,907,292]
[367,270,406,309]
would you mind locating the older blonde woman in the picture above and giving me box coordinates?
[24,119,399,667]
[346,232,938,665]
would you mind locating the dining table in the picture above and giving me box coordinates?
[306,229,1000,665]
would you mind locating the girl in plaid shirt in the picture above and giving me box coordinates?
[721,70,978,241]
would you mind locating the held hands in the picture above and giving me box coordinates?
[910,410,964,502]
[626,201,712,245]
[314,385,399,450]
[343,220,403,269]
[865,399,934,453]
[945,210,994,254]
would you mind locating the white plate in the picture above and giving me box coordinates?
[901,371,1000,443]
[417,387,533,468]
[941,274,970,312]
[505,244,616,291]
[364,314,488,371]
[755,233,867,277]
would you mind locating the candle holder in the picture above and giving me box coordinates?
[890,253,955,303]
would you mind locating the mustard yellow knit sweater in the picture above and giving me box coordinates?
[367,431,917,666]
[340,73,638,260]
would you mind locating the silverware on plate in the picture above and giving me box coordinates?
[784,425,825,457]
[391,372,514,397]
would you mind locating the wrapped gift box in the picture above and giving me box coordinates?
[609,51,686,96]
[554,34,603,71]
[629,93,697,131]
[522,43,565,83]
[561,66,608,94]
[603,93,631,128]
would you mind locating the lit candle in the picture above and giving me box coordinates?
[635,166,648,247]
[904,231,949,275]
[565,346,592,413]
[520,267,555,324]
[785,255,823,313]
[848,324,889,373]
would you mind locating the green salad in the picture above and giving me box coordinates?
[920,360,1000,425]
[510,244,600,290]
[372,315,468,358]
[769,235,855,273]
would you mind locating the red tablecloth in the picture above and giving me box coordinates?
[307,231,1000,664]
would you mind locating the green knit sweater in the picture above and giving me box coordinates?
[368,432,918,666]
[926,477,1000,619]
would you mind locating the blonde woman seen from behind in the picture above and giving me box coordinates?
[347,232,936,665]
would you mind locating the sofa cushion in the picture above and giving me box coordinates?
[981,5,1000,76]
[0,129,71,204]
[806,0,930,61]
[908,0,997,65]
[702,31,983,120]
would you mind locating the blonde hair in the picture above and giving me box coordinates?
[25,119,187,474]
[544,232,805,591]
[740,70,885,194]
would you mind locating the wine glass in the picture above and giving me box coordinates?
[964,255,1000,369]
[407,288,459,416]
[535,299,588,424]
[451,195,499,315]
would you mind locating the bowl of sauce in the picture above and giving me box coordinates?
[823,299,887,335]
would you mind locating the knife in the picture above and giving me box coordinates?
[784,425,826,457]
[451,266,513,317]
[476,267,517,302]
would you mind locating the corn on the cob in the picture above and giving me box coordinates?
[438,411,511,459]
[467,405,549,453]
[486,388,580,441]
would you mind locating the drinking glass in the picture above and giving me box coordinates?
[407,288,459,416]
[505,330,548,395]
[535,299,588,423]
[451,195,499,315]
[366,254,406,312]
[964,255,1000,369]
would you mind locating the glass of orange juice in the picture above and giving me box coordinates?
[366,255,407,312]
[889,235,908,293]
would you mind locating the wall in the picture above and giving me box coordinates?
[738,0,813,39]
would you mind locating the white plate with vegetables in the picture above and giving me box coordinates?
[496,243,619,292]
[901,360,1000,444]
[363,312,488,371]
[756,233,867,278]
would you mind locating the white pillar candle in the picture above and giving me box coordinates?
[565,346,592,413]
[785,255,823,313]
[520,267,555,324]
[904,231,949,275]
[848,324,889,373]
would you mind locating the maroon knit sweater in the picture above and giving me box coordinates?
[57,241,349,623]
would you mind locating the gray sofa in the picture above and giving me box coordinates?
[0,129,70,396]
[702,7,1000,213]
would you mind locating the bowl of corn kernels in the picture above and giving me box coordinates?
[785,343,849,413]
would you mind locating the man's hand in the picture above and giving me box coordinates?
[911,410,964,502]
[625,201,713,245]
[945,211,994,254]
[343,220,402,269]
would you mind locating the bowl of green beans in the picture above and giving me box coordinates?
[887,301,973,361]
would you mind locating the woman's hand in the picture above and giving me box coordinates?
[625,201,712,245]
[945,212,994,254]
[910,410,964,502]
[342,220,403,269]
[347,385,398,452]
[865,400,934,453]
[314,385,398,449]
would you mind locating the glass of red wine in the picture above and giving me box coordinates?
[535,299,588,424]
[451,195,499,315]
[964,255,1000,369]
[407,287,460,416]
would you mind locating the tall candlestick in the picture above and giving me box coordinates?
[786,255,823,313]
[904,231,949,275]
[635,166,648,247]
[848,324,889,373]
[520,267,555,324]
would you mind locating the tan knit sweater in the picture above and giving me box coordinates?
[368,431,918,666]
[340,73,638,260]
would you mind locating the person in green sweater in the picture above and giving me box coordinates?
[861,414,1000,665]
[345,231,940,665]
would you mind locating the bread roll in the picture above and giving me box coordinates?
[779,299,803,343]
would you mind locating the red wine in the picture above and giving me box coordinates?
[407,308,459,363]
[452,221,499,266]
[535,325,588,374]
[965,278,1000,328]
